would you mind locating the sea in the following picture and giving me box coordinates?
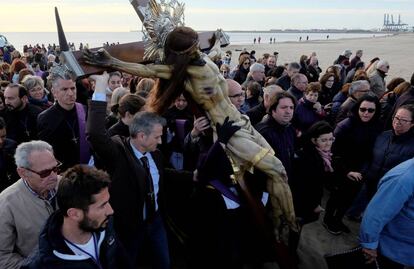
[3,31,390,52]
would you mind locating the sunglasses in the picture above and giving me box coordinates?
[359,107,376,113]
[25,161,62,178]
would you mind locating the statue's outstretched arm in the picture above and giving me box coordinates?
[83,48,172,79]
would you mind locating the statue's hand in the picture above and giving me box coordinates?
[82,48,114,67]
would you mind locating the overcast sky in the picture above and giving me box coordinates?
[3,0,414,32]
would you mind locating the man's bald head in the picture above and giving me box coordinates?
[226,79,245,110]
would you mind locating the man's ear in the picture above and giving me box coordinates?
[67,208,84,221]
[311,138,317,146]
[21,95,29,104]
[17,167,28,179]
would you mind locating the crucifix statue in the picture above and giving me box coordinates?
[57,0,298,237]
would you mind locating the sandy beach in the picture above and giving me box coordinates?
[228,33,414,269]
[227,33,414,81]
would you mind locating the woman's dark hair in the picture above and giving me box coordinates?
[355,61,365,70]
[396,104,414,121]
[268,65,286,79]
[246,81,261,99]
[350,94,381,122]
[319,72,335,86]
[386,77,405,92]
[10,59,26,74]
[238,54,251,67]
[115,94,146,117]
[305,121,333,140]
[148,26,199,114]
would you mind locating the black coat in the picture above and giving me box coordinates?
[276,75,291,91]
[333,116,382,174]
[0,138,18,192]
[290,146,334,224]
[38,103,83,172]
[5,104,42,144]
[246,102,266,126]
[255,116,296,179]
[23,211,132,269]
[107,120,129,137]
[86,101,193,248]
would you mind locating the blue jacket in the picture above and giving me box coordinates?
[363,129,414,192]
[359,158,414,266]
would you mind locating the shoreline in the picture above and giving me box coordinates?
[229,32,402,47]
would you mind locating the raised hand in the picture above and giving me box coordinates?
[89,72,109,94]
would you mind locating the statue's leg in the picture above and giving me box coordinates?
[226,135,297,232]
[254,152,297,231]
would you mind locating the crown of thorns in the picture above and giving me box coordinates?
[48,62,74,81]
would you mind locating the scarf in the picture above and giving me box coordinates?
[29,95,49,106]
[316,147,334,172]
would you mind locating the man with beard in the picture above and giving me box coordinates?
[23,165,132,269]
[4,84,42,144]
[38,64,90,171]
[0,141,59,269]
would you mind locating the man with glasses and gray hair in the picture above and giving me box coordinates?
[0,140,59,269]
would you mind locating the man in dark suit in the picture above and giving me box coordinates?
[4,84,42,144]
[87,73,192,269]
[37,64,90,172]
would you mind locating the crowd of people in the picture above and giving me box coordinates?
[0,28,414,269]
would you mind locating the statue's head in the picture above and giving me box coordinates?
[164,26,199,64]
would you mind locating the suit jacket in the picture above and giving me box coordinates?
[37,103,84,171]
[86,101,192,246]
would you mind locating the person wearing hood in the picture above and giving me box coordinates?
[23,165,132,269]
[369,60,389,98]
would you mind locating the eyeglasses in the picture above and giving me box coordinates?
[229,92,244,98]
[393,116,412,125]
[243,62,250,65]
[317,137,335,143]
[25,161,62,178]
[359,107,376,113]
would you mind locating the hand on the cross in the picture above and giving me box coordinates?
[82,48,114,67]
